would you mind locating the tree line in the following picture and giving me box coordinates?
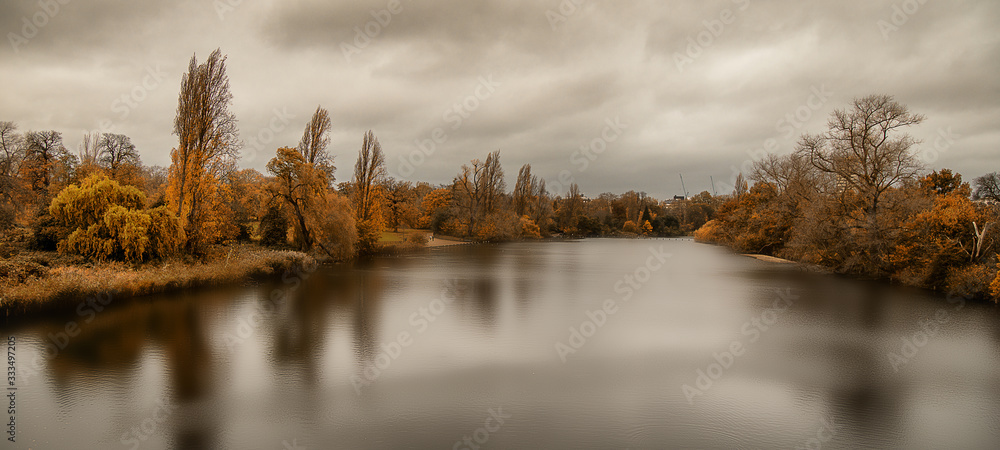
[696,95,1000,301]
[0,49,716,265]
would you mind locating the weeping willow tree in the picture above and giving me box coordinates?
[49,173,184,262]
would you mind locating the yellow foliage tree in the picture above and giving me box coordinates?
[520,215,542,239]
[642,220,653,235]
[50,174,184,262]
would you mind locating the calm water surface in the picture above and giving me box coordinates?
[4,239,1000,449]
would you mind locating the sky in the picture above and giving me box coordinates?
[1,0,998,199]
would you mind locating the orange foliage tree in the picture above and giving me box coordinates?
[167,48,241,254]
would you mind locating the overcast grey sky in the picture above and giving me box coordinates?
[2,0,997,198]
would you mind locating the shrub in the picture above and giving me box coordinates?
[406,231,429,245]
[355,218,382,254]
[519,215,542,239]
[314,194,357,260]
[991,258,1000,303]
[622,220,640,234]
[945,263,997,300]
[31,212,69,251]
[259,204,289,247]
[0,204,14,231]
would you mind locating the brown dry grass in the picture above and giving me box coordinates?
[0,243,315,317]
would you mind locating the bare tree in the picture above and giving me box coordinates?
[23,130,69,190]
[478,149,505,214]
[0,121,23,204]
[0,122,22,178]
[169,48,241,251]
[973,172,1000,202]
[78,132,100,167]
[97,133,141,174]
[352,130,387,223]
[798,94,924,219]
[297,105,336,185]
[512,164,533,216]
[453,149,505,236]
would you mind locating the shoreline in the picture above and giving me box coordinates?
[1,234,693,320]
[0,244,318,320]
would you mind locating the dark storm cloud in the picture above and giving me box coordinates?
[1,0,998,198]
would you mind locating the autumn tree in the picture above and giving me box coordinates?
[221,168,266,240]
[297,105,336,185]
[168,48,241,253]
[267,147,327,250]
[351,130,388,251]
[892,185,996,289]
[384,178,416,232]
[49,173,183,262]
[919,169,968,197]
[419,187,452,230]
[795,94,924,274]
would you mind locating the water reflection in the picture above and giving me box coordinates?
[4,239,1000,448]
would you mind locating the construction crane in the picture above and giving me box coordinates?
[679,174,689,199]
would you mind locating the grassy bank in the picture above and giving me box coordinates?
[0,243,316,317]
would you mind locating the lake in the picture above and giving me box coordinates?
[4,239,1000,449]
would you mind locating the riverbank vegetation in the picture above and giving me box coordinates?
[0,48,709,309]
[2,49,997,308]
[696,95,1000,302]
